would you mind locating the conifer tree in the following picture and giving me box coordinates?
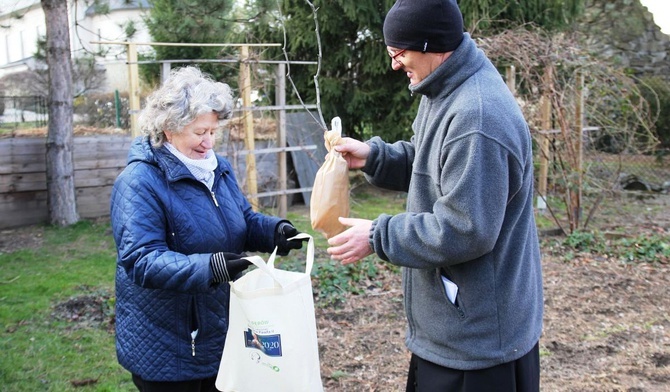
[240,0,585,141]
[143,0,237,84]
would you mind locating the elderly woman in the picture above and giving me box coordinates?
[110,66,304,392]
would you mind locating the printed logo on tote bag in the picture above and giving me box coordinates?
[244,328,283,357]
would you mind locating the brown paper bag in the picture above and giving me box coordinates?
[310,117,350,238]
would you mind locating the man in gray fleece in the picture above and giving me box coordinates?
[326,0,543,391]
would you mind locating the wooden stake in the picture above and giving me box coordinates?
[572,71,584,229]
[275,62,287,218]
[240,45,258,210]
[127,43,141,137]
[505,65,516,96]
[537,65,553,209]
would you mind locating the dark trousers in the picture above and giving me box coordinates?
[132,374,219,392]
[406,342,540,392]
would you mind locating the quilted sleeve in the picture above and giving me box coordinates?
[110,163,214,293]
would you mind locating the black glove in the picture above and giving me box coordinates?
[274,222,306,256]
[210,252,250,282]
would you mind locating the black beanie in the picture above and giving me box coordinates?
[383,0,464,53]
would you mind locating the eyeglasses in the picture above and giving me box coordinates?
[388,49,407,64]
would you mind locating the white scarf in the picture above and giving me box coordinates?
[165,143,218,190]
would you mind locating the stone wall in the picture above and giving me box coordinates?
[582,0,670,80]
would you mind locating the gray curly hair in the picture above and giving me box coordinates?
[139,66,233,147]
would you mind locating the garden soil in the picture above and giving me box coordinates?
[314,191,670,392]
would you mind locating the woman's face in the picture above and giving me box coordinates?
[165,112,218,160]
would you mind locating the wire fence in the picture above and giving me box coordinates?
[0,96,48,129]
[584,149,669,192]
[538,127,670,195]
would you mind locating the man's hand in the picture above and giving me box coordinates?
[327,217,374,264]
[333,138,371,170]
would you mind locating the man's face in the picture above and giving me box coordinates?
[387,46,451,85]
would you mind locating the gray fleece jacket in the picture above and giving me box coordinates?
[365,33,543,370]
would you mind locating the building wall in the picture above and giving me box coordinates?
[0,0,44,78]
[0,0,151,92]
[74,7,152,93]
[73,8,153,59]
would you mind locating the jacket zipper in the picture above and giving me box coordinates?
[210,191,219,207]
[191,329,198,357]
[208,173,231,245]
[190,297,199,356]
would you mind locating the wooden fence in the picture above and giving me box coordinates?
[0,114,324,230]
[0,135,132,230]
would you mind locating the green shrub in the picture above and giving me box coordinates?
[561,229,669,264]
[563,230,606,252]
[615,235,670,264]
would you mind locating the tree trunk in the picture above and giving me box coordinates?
[42,0,79,226]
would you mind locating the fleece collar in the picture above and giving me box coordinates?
[409,33,486,100]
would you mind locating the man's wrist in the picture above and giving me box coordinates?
[368,219,378,254]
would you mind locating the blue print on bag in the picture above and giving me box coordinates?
[244,328,283,357]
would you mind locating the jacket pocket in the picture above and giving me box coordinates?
[439,269,465,318]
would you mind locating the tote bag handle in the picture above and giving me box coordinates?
[243,233,314,287]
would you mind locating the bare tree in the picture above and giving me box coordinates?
[42,0,79,226]
[478,27,657,233]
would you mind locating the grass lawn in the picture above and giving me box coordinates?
[0,220,135,391]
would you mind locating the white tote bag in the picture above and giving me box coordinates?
[216,233,324,392]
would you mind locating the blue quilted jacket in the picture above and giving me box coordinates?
[110,136,282,381]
